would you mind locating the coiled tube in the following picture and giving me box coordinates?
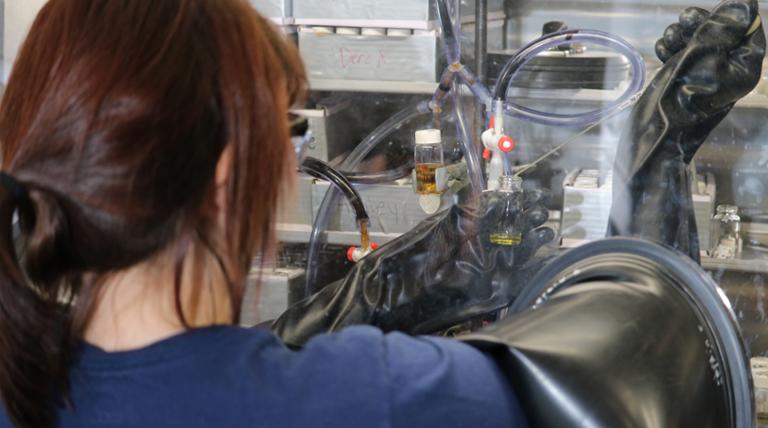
[495,29,646,127]
[343,163,413,185]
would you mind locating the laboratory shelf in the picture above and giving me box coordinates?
[307,71,768,111]
[703,249,768,275]
[309,78,439,94]
[277,223,403,246]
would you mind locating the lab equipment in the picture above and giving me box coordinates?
[414,129,445,195]
[304,101,433,295]
[255,1,768,426]
[711,205,744,260]
[463,238,753,428]
[481,101,516,189]
[268,0,768,374]
[489,176,524,246]
[299,157,373,259]
[272,187,554,345]
[753,358,768,423]
[301,0,647,294]
[608,1,765,262]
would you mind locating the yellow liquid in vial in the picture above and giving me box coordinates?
[490,233,522,246]
[416,163,441,195]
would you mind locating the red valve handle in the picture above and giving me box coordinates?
[498,136,515,153]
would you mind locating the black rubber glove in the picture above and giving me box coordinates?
[271,189,555,347]
[608,0,765,262]
[459,238,749,428]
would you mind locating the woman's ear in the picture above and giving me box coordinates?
[215,145,234,189]
[214,145,234,226]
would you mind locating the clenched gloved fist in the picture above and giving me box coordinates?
[271,187,554,347]
[609,0,765,261]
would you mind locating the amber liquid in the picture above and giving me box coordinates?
[415,163,440,194]
[359,219,370,250]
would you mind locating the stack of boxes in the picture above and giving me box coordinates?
[252,0,507,85]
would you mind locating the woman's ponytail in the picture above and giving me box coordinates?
[0,174,71,428]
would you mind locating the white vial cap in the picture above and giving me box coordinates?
[415,129,442,145]
[311,26,335,35]
[387,28,412,36]
[362,28,386,36]
[336,27,360,35]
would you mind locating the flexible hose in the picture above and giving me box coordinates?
[300,157,369,223]
[436,0,460,65]
[452,76,485,194]
[343,163,413,185]
[303,101,433,296]
[440,0,485,194]
[457,65,493,110]
[494,29,646,127]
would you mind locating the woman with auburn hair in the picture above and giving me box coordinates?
[0,1,526,427]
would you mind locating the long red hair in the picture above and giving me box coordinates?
[0,1,305,426]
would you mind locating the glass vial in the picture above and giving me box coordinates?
[710,205,742,260]
[490,175,524,246]
[414,129,444,195]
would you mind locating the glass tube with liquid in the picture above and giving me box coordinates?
[414,129,444,195]
[490,176,524,246]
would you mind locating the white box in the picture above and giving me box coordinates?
[560,170,715,249]
[293,0,505,30]
[561,170,613,247]
[299,29,439,82]
[250,0,292,23]
[311,181,433,235]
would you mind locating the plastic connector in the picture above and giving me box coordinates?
[347,243,380,263]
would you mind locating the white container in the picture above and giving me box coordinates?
[752,358,768,423]
[710,205,743,260]
[293,0,504,29]
[362,28,387,36]
[299,30,439,82]
[336,27,361,36]
[310,26,334,35]
[387,28,412,37]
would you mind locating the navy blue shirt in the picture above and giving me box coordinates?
[0,326,528,427]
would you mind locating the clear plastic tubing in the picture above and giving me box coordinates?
[438,0,485,193]
[303,101,433,295]
[457,66,492,110]
[496,29,646,127]
[452,75,485,193]
[436,0,460,65]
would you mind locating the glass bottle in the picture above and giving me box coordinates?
[414,129,444,195]
[710,205,742,260]
[489,175,524,246]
